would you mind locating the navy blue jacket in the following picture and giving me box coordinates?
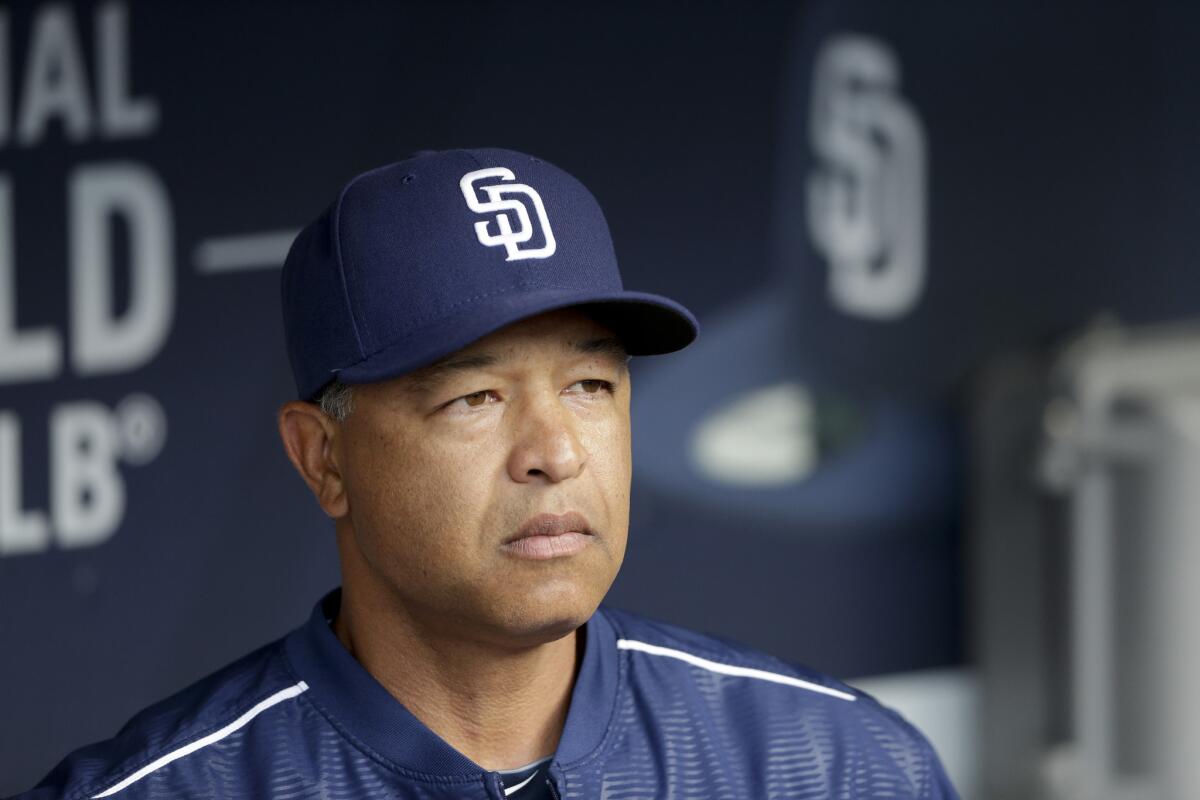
[18,594,958,799]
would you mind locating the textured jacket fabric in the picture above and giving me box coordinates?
[18,592,959,799]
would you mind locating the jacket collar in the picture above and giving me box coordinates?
[283,590,619,777]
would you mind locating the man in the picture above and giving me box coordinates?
[17,149,957,798]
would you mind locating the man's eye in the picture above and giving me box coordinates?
[461,391,491,407]
[570,380,613,395]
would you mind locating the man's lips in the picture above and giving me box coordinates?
[502,512,595,560]
[508,511,594,541]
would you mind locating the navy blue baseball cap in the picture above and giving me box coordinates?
[282,148,699,400]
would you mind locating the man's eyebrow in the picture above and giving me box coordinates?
[402,336,629,394]
[403,352,500,393]
[572,337,630,364]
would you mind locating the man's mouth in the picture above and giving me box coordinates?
[502,512,595,560]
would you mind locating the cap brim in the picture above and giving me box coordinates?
[332,288,697,392]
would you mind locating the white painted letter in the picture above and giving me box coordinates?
[69,162,174,375]
[0,176,63,383]
[51,402,124,548]
[0,411,50,555]
[0,9,10,147]
[97,2,157,138]
[17,4,92,145]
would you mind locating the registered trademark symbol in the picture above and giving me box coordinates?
[114,393,167,465]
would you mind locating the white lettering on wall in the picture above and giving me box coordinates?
[17,3,92,145]
[0,10,9,144]
[0,394,166,554]
[50,402,125,549]
[1,1,158,149]
[97,2,158,138]
[0,176,63,382]
[70,163,174,376]
[0,411,51,554]
[0,2,168,556]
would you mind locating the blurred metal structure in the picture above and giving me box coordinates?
[977,320,1200,800]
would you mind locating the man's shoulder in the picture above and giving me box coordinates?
[596,607,956,798]
[601,606,861,702]
[17,636,303,800]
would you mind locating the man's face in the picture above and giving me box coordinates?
[334,309,631,646]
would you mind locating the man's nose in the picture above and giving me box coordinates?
[506,394,588,484]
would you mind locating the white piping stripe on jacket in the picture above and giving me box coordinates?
[91,681,310,798]
[617,639,857,702]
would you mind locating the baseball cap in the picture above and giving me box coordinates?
[281,147,699,400]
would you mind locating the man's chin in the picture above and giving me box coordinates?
[484,598,598,651]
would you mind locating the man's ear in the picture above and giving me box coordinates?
[278,402,348,518]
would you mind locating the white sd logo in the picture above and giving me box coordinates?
[807,35,927,320]
[460,167,557,261]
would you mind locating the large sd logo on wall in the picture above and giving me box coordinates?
[807,35,926,320]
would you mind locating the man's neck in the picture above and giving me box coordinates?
[333,582,580,772]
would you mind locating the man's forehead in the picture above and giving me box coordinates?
[424,336,626,372]
[399,313,629,390]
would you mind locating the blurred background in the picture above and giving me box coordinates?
[5,1,1200,797]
